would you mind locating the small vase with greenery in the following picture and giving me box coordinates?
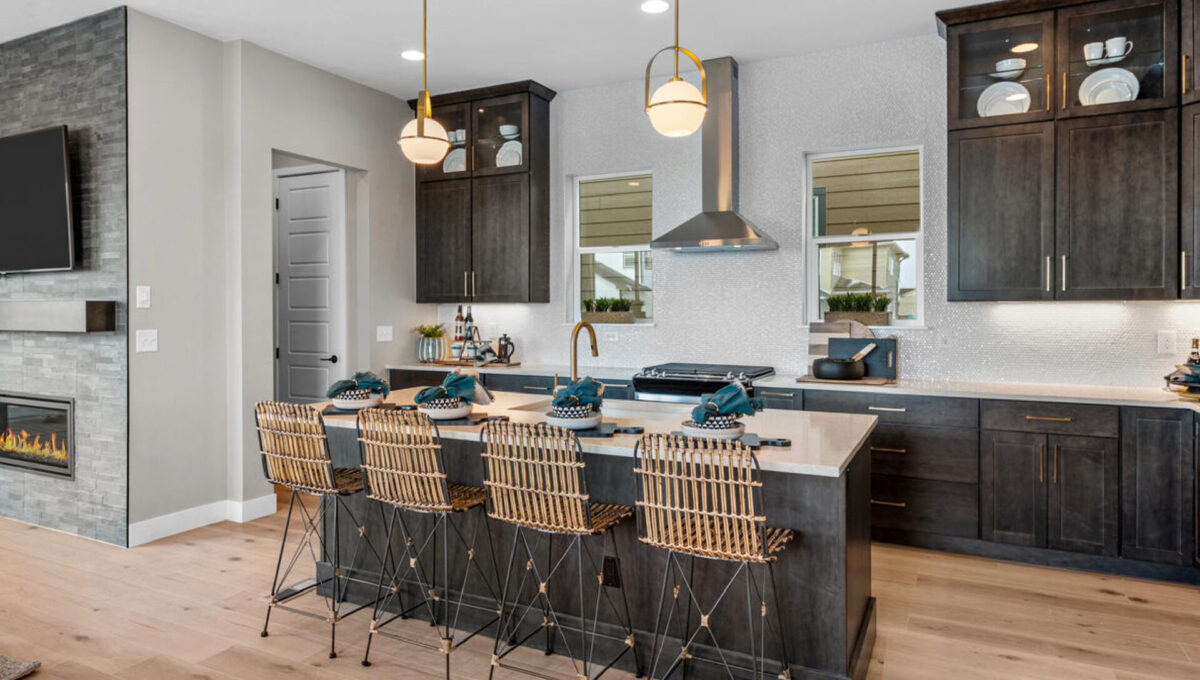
[413,323,446,363]
[824,293,891,326]
[581,297,635,323]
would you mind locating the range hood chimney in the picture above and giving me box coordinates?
[650,56,777,253]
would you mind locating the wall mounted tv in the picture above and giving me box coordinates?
[0,126,74,274]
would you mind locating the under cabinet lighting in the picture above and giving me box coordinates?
[401,49,424,61]
[641,0,670,14]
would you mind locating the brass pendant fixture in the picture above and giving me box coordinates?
[399,0,449,164]
[644,0,707,137]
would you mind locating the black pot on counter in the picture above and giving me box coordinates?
[811,342,877,381]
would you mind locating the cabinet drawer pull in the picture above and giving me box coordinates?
[870,446,908,454]
[1026,415,1072,423]
[867,406,906,413]
[1183,251,1189,291]
[1045,74,1051,112]
[472,271,477,298]
[1045,255,1051,292]
[1052,444,1059,484]
[1062,71,1067,109]
[1061,255,1068,291]
[871,499,907,509]
[523,385,553,392]
[463,271,469,297]
[759,391,793,398]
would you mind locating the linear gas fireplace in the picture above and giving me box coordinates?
[0,393,74,478]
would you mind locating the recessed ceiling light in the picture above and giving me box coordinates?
[641,0,670,14]
[1011,42,1039,53]
[401,49,425,61]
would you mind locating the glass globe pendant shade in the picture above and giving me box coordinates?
[647,77,707,137]
[399,115,450,164]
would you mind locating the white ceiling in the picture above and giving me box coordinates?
[0,0,958,96]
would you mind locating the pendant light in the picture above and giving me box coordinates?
[399,0,449,164]
[644,0,707,138]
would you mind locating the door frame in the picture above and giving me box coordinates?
[272,164,349,402]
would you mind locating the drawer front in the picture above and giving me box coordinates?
[804,390,978,428]
[388,368,449,390]
[483,373,557,395]
[597,379,633,401]
[981,400,1118,438]
[870,424,979,484]
[756,387,802,411]
[870,475,979,539]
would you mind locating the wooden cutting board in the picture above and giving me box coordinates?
[795,375,896,386]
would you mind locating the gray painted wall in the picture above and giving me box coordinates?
[0,8,128,545]
[437,35,1200,389]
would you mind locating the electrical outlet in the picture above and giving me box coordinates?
[1157,330,1177,356]
[135,285,151,309]
[375,325,394,342]
[605,332,618,342]
[135,329,158,353]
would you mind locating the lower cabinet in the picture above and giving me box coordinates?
[479,373,557,395]
[388,368,449,390]
[871,475,979,539]
[981,430,1118,556]
[1120,408,1196,566]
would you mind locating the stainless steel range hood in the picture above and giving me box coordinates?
[650,56,777,253]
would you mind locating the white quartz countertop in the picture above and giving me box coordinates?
[388,363,1200,414]
[320,388,877,478]
[387,363,642,381]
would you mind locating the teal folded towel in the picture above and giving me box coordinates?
[552,376,605,409]
[691,382,764,424]
[414,372,494,405]
[326,371,390,399]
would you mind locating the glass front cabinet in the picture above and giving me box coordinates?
[948,12,1056,129]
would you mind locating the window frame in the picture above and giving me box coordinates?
[804,145,925,328]
[571,170,655,325]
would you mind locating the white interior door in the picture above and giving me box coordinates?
[274,167,347,403]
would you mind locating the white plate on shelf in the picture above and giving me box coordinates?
[495,141,523,168]
[442,148,466,173]
[1085,54,1128,67]
[1078,67,1139,106]
[680,421,745,440]
[545,411,602,430]
[976,82,1032,117]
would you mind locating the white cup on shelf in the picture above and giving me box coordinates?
[1105,37,1133,58]
[1084,41,1105,61]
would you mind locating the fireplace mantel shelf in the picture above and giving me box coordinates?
[0,300,117,333]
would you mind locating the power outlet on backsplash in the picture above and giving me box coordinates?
[1156,330,1177,356]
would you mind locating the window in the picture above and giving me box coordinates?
[807,148,922,325]
[574,173,653,323]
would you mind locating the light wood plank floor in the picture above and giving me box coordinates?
[2,507,1199,679]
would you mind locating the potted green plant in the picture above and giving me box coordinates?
[581,297,635,324]
[823,293,891,326]
[413,323,446,363]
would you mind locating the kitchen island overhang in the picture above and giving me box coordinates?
[316,390,877,680]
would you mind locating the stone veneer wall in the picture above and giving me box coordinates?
[0,8,128,545]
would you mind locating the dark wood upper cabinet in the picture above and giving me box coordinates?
[1056,0,1179,118]
[1047,434,1119,556]
[948,12,1057,130]
[1055,109,1179,299]
[411,81,554,304]
[948,123,1056,300]
[981,430,1048,548]
[415,180,473,303]
[1182,102,1200,298]
[1120,407,1196,565]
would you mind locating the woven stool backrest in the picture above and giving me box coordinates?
[254,401,337,494]
[482,421,592,534]
[634,433,768,562]
[358,408,451,513]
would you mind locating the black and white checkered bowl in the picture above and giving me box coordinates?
[338,388,375,401]
[551,403,594,419]
[424,397,466,410]
[690,414,740,430]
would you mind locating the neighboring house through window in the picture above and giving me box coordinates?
[574,173,653,322]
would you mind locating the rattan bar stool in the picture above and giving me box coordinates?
[482,421,642,680]
[254,401,386,659]
[633,434,794,680]
[357,408,502,675]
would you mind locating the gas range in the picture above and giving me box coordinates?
[632,363,775,404]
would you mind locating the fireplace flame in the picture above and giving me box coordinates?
[1,429,69,464]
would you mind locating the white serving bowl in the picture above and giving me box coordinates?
[991,57,1026,79]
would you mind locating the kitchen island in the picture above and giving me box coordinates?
[317,389,877,680]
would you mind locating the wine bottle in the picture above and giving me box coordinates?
[454,305,464,342]
[1188,338,1200,365]
[464,306,474,340]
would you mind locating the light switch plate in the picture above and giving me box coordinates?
[1157,330,1177,355]
[135,285,151,309]
[135,329,158,353]
[375,325,394,342]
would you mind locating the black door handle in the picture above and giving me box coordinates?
[320,355,338,364]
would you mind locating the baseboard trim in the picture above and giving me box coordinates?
[128,494,278,547]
